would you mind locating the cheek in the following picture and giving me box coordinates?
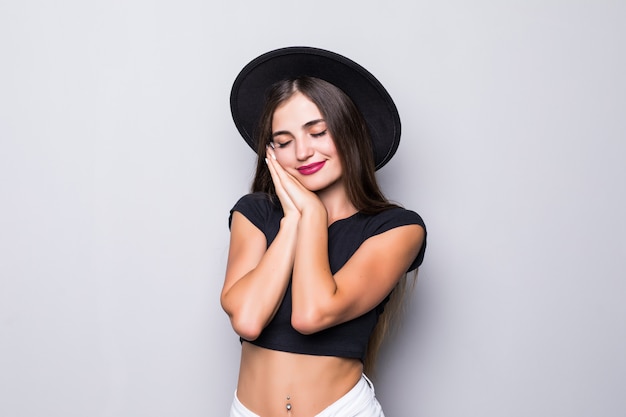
[274,153,292,167]
[324,142,340,159]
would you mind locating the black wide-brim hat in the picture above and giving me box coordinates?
[230,46,401,170]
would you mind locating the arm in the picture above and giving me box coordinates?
[221,151,305,340]
[220,210,299,341]
[292,208,425,334]
[264,148,425,335]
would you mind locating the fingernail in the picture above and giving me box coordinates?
[264,157,269,165]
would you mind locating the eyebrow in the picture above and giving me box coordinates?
[272,119,326,138]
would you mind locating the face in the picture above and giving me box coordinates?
[271,92,343,193]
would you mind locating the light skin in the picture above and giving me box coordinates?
[221,92,425,416]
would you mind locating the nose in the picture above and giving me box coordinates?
[295,136,314,161]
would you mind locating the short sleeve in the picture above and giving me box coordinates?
[229,192,283,247]
[365,208,427,271]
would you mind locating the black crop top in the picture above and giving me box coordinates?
[229,192,427,361]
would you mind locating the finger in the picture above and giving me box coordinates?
[265,148,298,212]
[265,150,285,194]
[266,148,305,191]
[266,147,288,181]
[266,148,301,196]
[265,155,320,213]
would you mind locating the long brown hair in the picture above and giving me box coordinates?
[250,76,412,374]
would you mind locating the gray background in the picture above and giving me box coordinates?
[1,1,625,416]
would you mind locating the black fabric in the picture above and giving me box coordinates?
[228,192,427,361]
[230,46,401,170]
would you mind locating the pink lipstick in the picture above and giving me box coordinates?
[296,161,326,175]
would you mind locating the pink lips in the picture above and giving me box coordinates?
[296,161,326,175]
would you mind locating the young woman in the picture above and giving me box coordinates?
[222,47,427,417]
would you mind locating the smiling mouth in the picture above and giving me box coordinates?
[296,161,326,175]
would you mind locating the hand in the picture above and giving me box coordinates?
[265,147,324,218]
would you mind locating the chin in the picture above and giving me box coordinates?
[301,178,341,194]
[301,182,325,192]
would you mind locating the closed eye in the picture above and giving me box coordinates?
[311,130,327,138]
[274,140,291,148]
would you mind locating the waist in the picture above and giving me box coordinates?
[237,341,363,416]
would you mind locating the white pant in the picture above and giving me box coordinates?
[230,374,385,417]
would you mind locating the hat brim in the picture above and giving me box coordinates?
[230,46,401,170]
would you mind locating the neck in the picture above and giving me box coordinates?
[316,182,357,225]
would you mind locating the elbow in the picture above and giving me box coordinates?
[221,298,264,340]
[229,315,264,341]
[291,309,325,335]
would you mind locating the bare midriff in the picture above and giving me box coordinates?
[236,341,363,417]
